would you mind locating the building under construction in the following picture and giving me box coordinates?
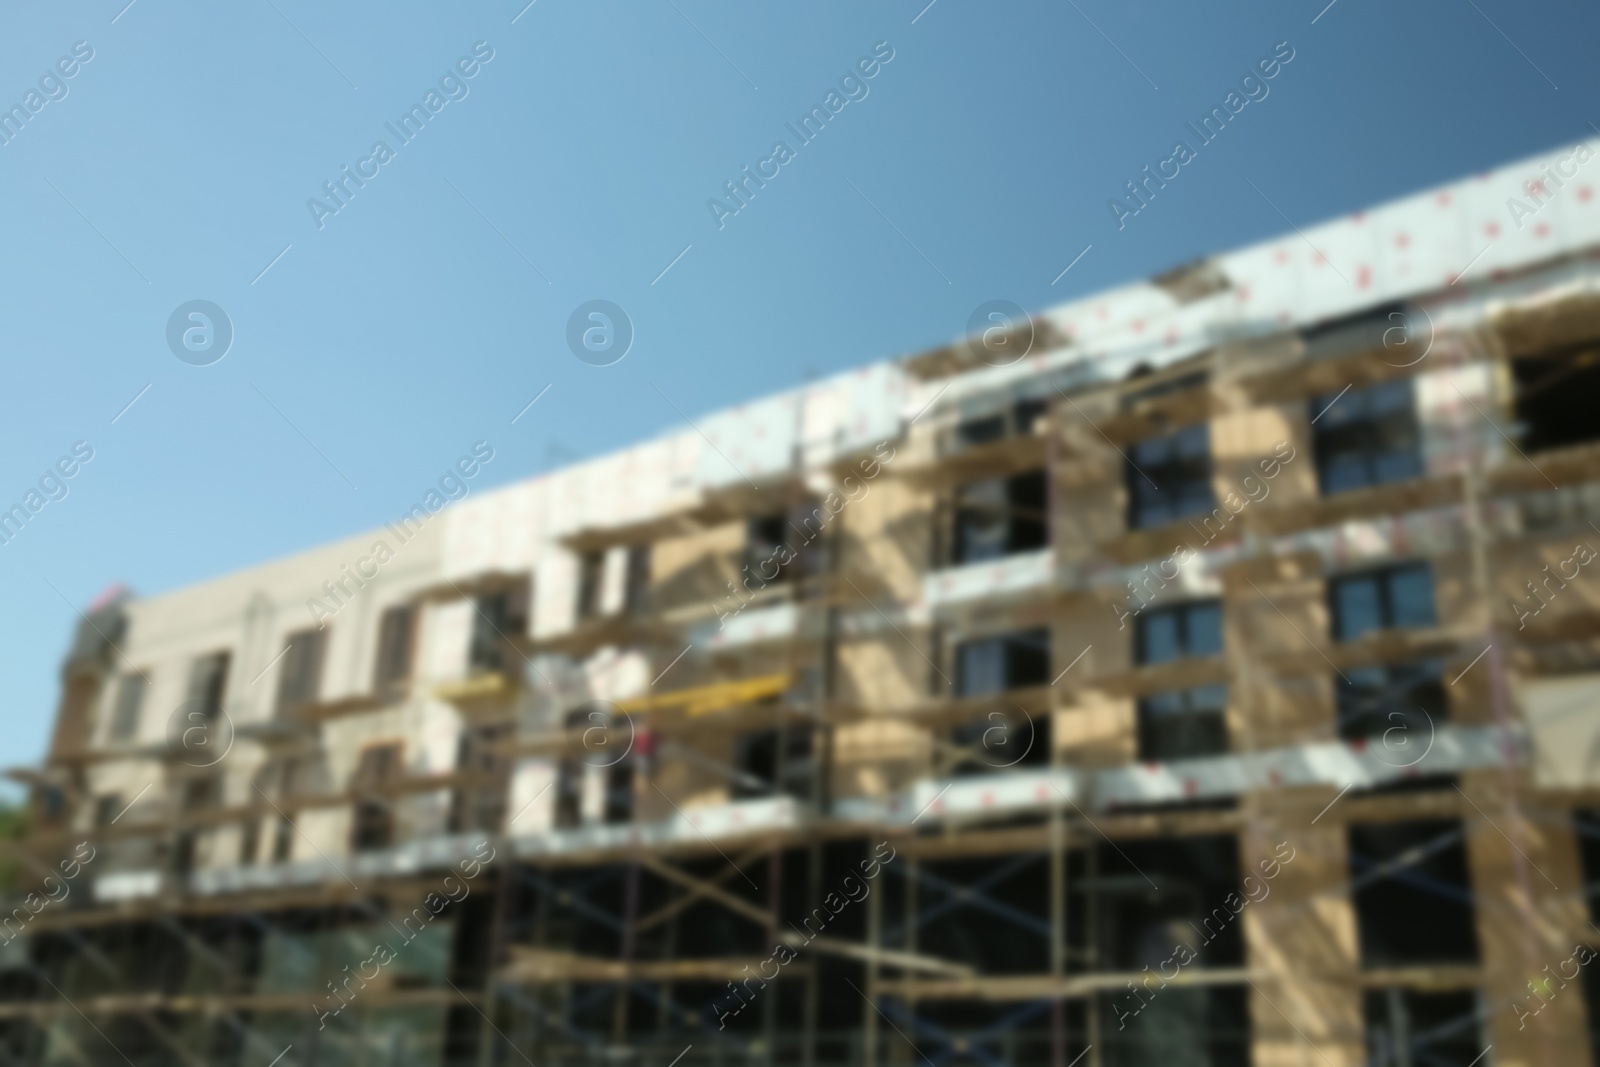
[11,138,1600,1067]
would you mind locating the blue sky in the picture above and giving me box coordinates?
[0,0,1595,783]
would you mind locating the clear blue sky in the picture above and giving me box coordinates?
[0,0,1595,784]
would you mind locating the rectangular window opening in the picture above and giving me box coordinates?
[1312,377,1422,495]
[1329,562,1436,642]
[1126,424,1215,531]
[955,627,1051,698]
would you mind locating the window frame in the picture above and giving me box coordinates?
[1135,600,1223,665]
[950,468,1048,566]
[1328,562,1437,643]
[373,604,416,700]
[953,627,1052,698]
[274,628,326,716]
[1310,377,1422,496]
[1125,423,1216,531]
[107,671,149,743]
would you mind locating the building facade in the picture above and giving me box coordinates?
[9,139,1600,1066]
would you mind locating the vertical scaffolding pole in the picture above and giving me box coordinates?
[865,865,883,1067]
[1046,393,1068,1067]
[1086,837,1101,1067]
[764,850,781,1065]
[802,841,821,1067]
[1050,802,1067,1067]
[897,858,919,1067]
[475,830,514,1067]
[1463,447,1550,1067]
[614,856,641,1044]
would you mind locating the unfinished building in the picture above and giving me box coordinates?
[9,136,1600,1066]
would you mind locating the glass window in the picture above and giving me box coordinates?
[746,513,799,584]
[955,628,1051,697]
[1126,424,1215,530]
[1312,378,1421,495]
[1136,601,1222,665]
[1330,563,1436,642]
[952,469,1047,565]
[1137,685,1228,761]
[624,545,652,614]
[108,672,147,742]
[373,605,414,699]
[275,629,325,714]
[954,478,1008,564]
[576,551,605,620]
[93,794,122,827]
[733,726,813,799]
[1335,661,1446,742]
[185,652,230,720]
[949,397,1047,453]
[351,744,401,852]
[1332,574,1383,640]
[1388,566,1437,629]
[470,583,528,673]
[1348,819,1479,966]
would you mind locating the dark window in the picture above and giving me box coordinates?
[1575,808,1600,928]
[1329,563,1436,641]
[351,805,393,853]
[1348,819,1479,967]
[274,629,325,715]
[1136,601,1222,664]
[927,623,947,697]
[171,833,197,876]
[94,794,122,828]
[1015,397,1047,433]
[952,469,1047,565]
[108,673,147,742]
[351,744,401,852]
[1577,810,1600,1064]
[554,707,594,829]
[181,776,219,812]
[171,776,219,877]
[554,758,583,829]
[36,787,64,828]
[732,727,813,799]
[746,513,795,584]
[469,585,527,673]
[1136,602,1226,762]
[450,724,509,834]
[576,550,605,620]
[1138,685,1228,762]
[604,761,634,824]
[1126,424,1214,530]
[1363,988,1484,1067]
[266,760,298,863]
[955,628,1051,697]
[948,397,1047,453]
[1085,833,1246,970]
[1336,660,1446,742]
[624,545,652,614]
[272,813,294,863]
[239,817,260,866]
[185,651,230,721]
[1514,345,1600,453]
[955,412,1006,447]
[373,605,415,699]
[1312,378,1422,495]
